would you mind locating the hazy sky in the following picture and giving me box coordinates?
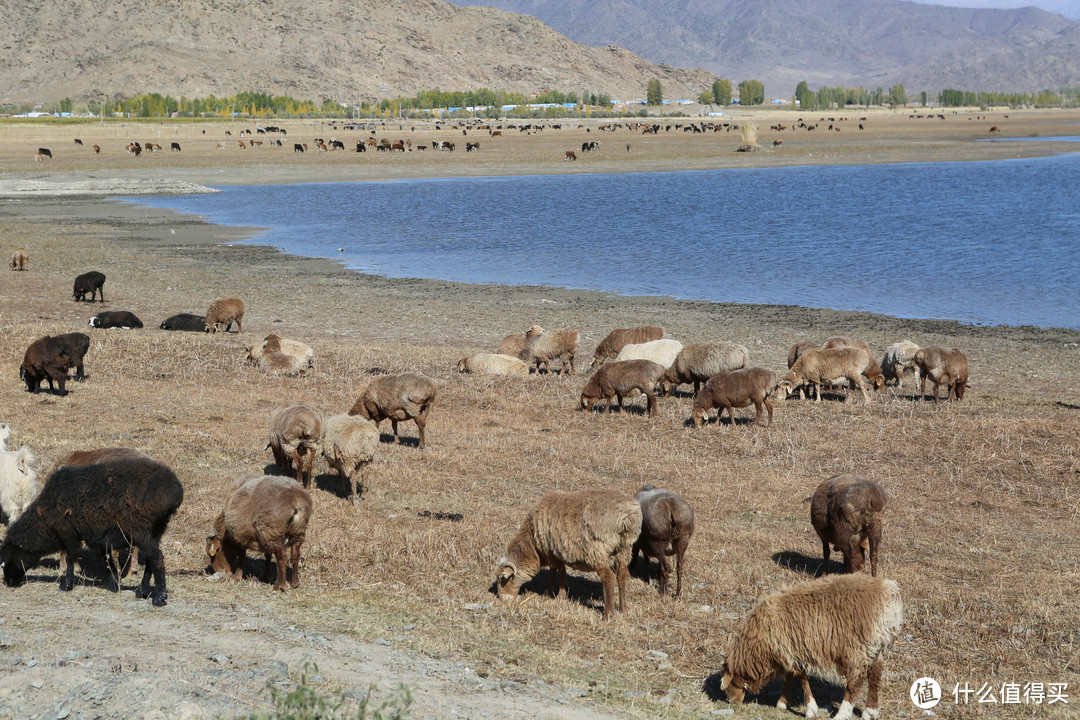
[913,0,1080,18]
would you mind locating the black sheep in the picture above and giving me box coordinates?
[1,457,184,606]
[88,310,143,329]
[160,313,207,332]
[54,331,91,380]
[20,335,75,395]
[72,271,106,302]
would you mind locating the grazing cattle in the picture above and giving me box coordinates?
[356,141,366,152]
[37,147,53,159]
[581,141,599,152]
[170,142,181,152]
[237,141,247,149]
[249,140,263,147]
[92,145,101,154]
[391,140,405,152]
[441,141,455,151]
[773,139,783,147]
[564,150,577,161]
[989,126,1000,133]
[490,130,502,137]
[74,138,83,146]
[216,142,226,150]
[465,142,479,152]
[293,143,305,153]
[330,140,345,150]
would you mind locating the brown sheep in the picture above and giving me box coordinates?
[204,297,245,333]
[20,336,76,395]
[206,475,313,591]
[320,414,379,502]
[579,359,665,417]
[719,574,902,720]
[348,372,437,449]
[691,368,778,428]
[778,347,875,403]
[496,325,544,357]
[9,248,28,271]
[786,341,819,399]
[267,406,322,487]
[590,325,665,369]
[820,337,885,390]
[810,474,888,577]
[632,486,694,598]
[661,342,749,395]
[914,346,969,403]
[496,489,642,619]
[519,328,580,375]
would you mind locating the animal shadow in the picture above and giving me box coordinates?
[378,432,420,448]
[492,570,607,615]
[772,550,839,576]
[702,670,840,711]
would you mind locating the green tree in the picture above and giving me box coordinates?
[58,97,73,115]
[646,78,664,106]
[887,83,907,107]
[795,81,814,110]
[712,78,732,105]
[737,79,765,105]
[698,91,714,105]
[919,91,928,106]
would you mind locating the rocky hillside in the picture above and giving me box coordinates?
[0,0,714,104]
[449,0,1080,93]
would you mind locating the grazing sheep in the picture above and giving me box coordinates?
[457,353,529,376]
[914,346,969,403]
[72,271,106,302]
[613,338,683,369]
[495,489,642,619]
[320,414,379,501]
[1,456,183,606]
[267,406,322,487]
[9,248,28,271]
[811,474,888,577]
[160,313,207,331]
[54,332,90,380]
[579,359,665,417]
[20,335,76,395]
[691,368,779,428]
[204,297,245,333]
[348,372,437,449]
[89,310,143,329]
[206,475,312,591]
[881,341,920,388]
[0,445,37,524]
[787,341,817,369]
[632,486,694,598]
[590,325,665,369]
[778,347,875,404]
[661,342,749,395]
[497,325,544,357]
[245,333,315,375]
[719,574,903,720]
[519,328,580,375]
[820,337,885,390]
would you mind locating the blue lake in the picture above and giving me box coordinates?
[127,153,1080,330]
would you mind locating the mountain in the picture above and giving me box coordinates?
[446,0,1080,93]
[0,0,714,104]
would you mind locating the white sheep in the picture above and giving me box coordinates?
[661,342,749,395]
[613,338,683,369]
[0,445,37,523]
[519,328,580,375]
[457,353,530,376]
[881,341,920,388]
[320,414,379,502]
[246,333,315,376]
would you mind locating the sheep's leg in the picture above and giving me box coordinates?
[391,419,400,444]
[415,408,429,449]
[546,562,567,598]
[817,539,831,576]
[752,399,764,425]
[58,542,79,592]
[654,544,670,596]
[615,556,630,613]
[262,552,276,584]
[289,539,303,588]
[290,448,305,486]
[864,657,883,719]
[834,666,867,720]
[645,390,658,417]
[339,469,353,501]
[673,541,686,598]
[611,395,622,413]
[266,543,288,591]
[594,565,618,618]
[777,672,796,711]
[763,396,774,426]
[135,547,168,606]
[800,673,820,718]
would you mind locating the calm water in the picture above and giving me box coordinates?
[128,154,1080,329]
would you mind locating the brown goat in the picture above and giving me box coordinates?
[206,475,313,591]
[810,474,888,577]
[204,297,245,333]
[579,359,665,417]
[9,248,28,271]
[691,368,778,428]
[267,406,322,487]
[820,337,885,390]
[914,346,969,403]
[590,325,665,369]
[632,486,694,598]
[779,347,875,403]
[348,372,437,449]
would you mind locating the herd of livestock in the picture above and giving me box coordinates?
[2,253,974,718]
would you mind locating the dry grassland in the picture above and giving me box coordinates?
[0,115,1078,718]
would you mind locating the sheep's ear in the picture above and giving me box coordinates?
[498,560,515,581]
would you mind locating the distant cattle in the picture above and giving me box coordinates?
[356,141,366,152]
[294,143,305,153]
[74,138,83,146]
[329,140,345,150]
[37,147,52,159]
[170,142,181,152]
[581,141,599,152]
[238,141,247,149]
[564,150,577,161]
[989,126,1001,133]
[466,142,479,152]
[92,145,101,154]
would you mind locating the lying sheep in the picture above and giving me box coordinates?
[349,372,437,449]
[632,486,694,598]
[691,368,779,428]
[89,310,143,329]
[320,414,379,501]
[519,328,579,375]
[160,313,207,332]
[497,325,544,357]
[205,297,245,333]
[206,475,312,591]
[881,341,920,388]
[20,335,76,395]
[661,342,749,396]
[1,456,183,606]
[267,406,322,487]
[457,353,529,376]
[246,333,315,376]
[720,574,903,720]
[72,271,106,302]
[820,337,885,390]
[496,489,642,619]
[613,338,683,369]
[811,474,888,577]
[9,248,28,271]
[778,347,875,404]
[590,325,665,369]
[914,346,969,403]
[54,332,90,380]
[579,359,665,417]
[0,444,37,524]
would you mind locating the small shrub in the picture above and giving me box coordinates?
[243,661,412,720]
